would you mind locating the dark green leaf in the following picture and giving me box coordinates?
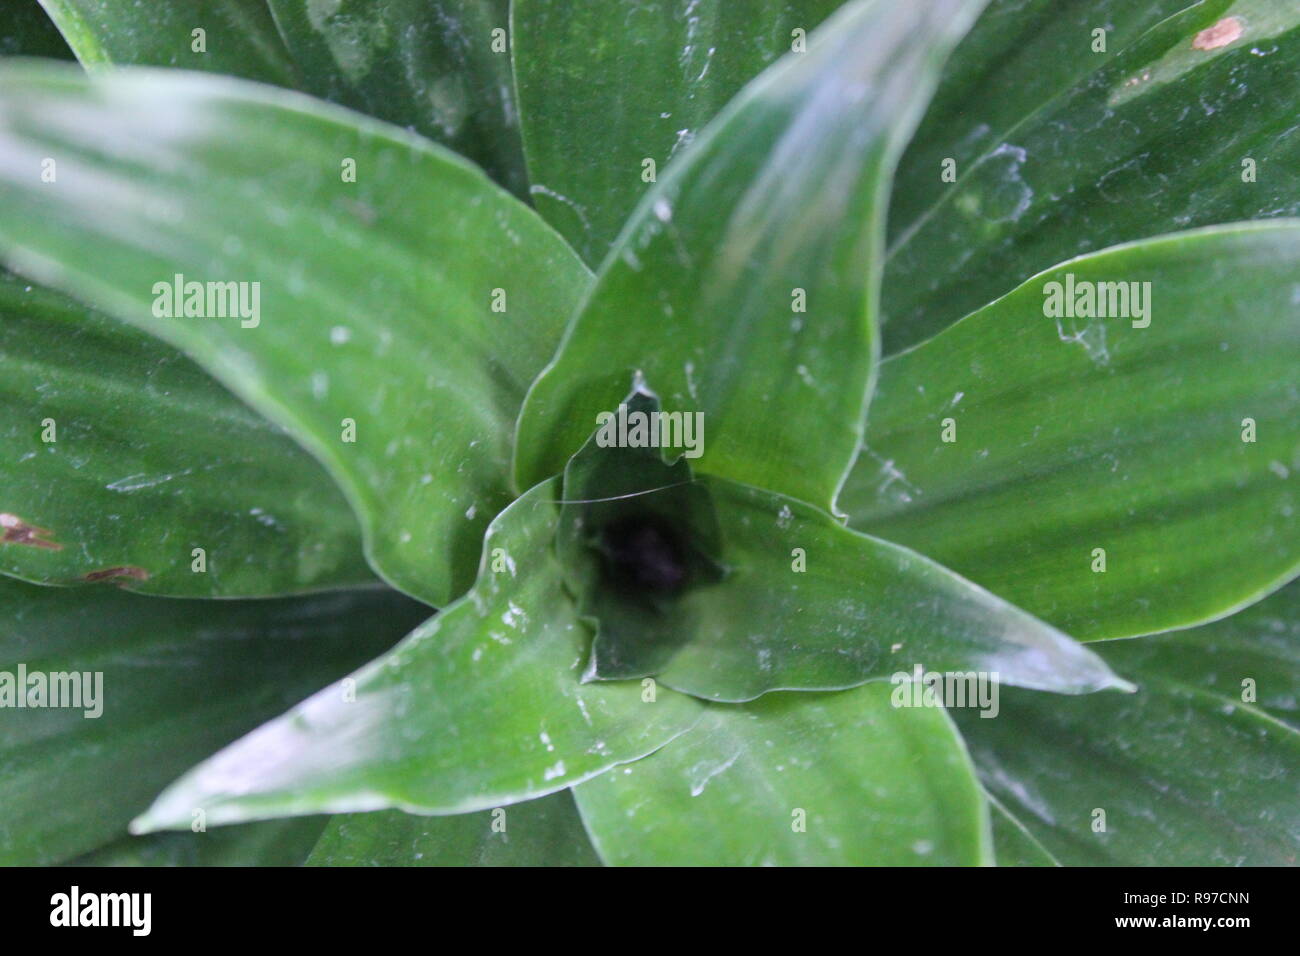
[883,0,1300,352]
[4,1,73,59]
[0,576,427,865]
[38,0,298,86]
[843,222,1300,640]
[956,580,1300,866]
[512,0,844,264]
[70,818,328,866]
[131,481,702,832]
[306,791,600,866]
[574,684,991,865]
[267,0,528,198]
[0,62,591,605]
[0,272,374,596]
[514,0,988,508]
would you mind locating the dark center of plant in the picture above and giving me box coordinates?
[598,514,689,596]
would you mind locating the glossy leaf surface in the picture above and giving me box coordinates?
[132,481,702,831]
[512,0,844,263]
[0,63,590,605]
[883,0,1300,352]
[268,0,528,197]
[0,272,373,596]
[39,0,298,86]
[958,580,1300,865]
[843,223,1300,640]
[515,0,988,509]
[0,576,426,865]
[575,683,991,866]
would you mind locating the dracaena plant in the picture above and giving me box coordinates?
[0,0,1296,867]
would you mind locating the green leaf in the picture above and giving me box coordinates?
[0,576,427,865]
[0,62,591,605]
[842,222,1300,640]
[267,0,528,199]
[511,0,844,264]
[514,0,988,507]
[956,580,1300,866]
[574,683,991,866]
[70,818,329,867]
[556,385,1128,700]
[649,477,1130,700]
[986,795,1059,866]
[0,272,374,596]
[38,0,299,87]
[306,791,600,866]
[3,1,73,59]
[131,480,703,832]
[883,0,1300,353]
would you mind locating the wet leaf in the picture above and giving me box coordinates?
[0,62,590,605]
[574,683,991,866]
[268,0,528,198]
[843,222,1300,640]
[515,0,988,509]
[131,481,702,832]
[883,0,1300,352]
[958,580,1300,866]
[0,576,427,864]
[512,0,844,263]
[0,272,374,597]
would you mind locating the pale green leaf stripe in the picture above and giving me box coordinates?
[842,222,1300,640]
[574,683,992,866]
[511,0,845,265]
[514,0,988,510]
[956,579,1300,866]
[0,574,427,865]
[0,63,591,606]
[131,481,702,832]
[0,272,374,597]
[306,791,601,866]
[39,0,299,86]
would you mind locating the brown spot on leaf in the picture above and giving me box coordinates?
[1193,16,1244,51]
[84,566,150,583]
[0,512,62,550]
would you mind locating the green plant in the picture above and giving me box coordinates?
[1,0,1297,866]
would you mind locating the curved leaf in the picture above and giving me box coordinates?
[0,576,427,865]
[306,791,600,866]
[0,63,591,605]
[884,0,1300,352]
[555,394,1128,701]
[955,580,1300,865]
[649,477,1129,700]
[267,0,527,198]
[511,0,844,264]
[574,684,991,866]
[843,222,1300,640]
[514,0,988,508]
[38,0,299,86]
[0,272,374,596]
[131,481,702,832]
